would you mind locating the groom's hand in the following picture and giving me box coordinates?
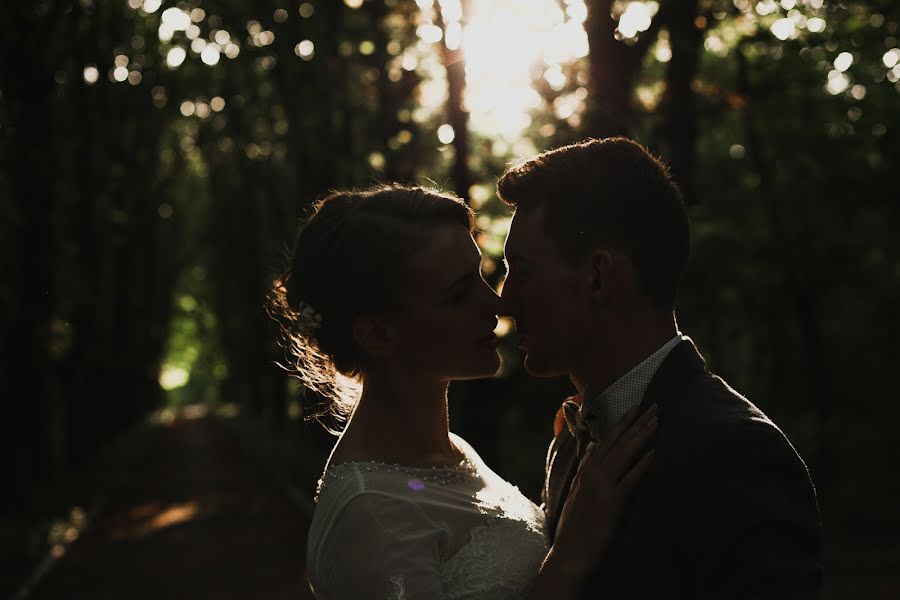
[550,404,658,578]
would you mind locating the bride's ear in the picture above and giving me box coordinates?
[352,315,393,358]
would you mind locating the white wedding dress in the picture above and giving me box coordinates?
[307,433,549,599]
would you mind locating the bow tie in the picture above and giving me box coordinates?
[562,399,599,458]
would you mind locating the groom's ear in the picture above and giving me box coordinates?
[588,249,615,306]
[352,315,393,358]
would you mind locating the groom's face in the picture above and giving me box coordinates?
[501,208,590,377]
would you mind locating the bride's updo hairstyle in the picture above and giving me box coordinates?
[270,184,474,430]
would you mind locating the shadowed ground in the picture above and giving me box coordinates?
[28,413,314,600]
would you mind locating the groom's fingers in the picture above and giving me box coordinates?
[571,440,599,487]
[617,448,655,496]
[573,405,658,492]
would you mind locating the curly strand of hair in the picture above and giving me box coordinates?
[266,273,359,435]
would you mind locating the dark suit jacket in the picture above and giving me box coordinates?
[543,339,823,599]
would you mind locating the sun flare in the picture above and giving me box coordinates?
[416,0,589,142]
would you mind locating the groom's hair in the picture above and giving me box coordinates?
[497,137,689,310]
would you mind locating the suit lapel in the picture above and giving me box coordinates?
[639,337,707,413]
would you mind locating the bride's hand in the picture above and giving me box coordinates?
[548,404,658,579]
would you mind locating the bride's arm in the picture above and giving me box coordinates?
[527,405,658,600]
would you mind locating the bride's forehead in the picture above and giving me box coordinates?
[407,226,479,273]
[422,225,477,258]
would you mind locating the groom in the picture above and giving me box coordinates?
[498,138,823,598]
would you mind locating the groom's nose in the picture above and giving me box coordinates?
[498,280,518,318]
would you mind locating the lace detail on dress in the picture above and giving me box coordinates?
[439,481,548,600]
[387,575,406,600]
[439,516,548,600]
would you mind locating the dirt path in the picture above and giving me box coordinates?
[29,413,315,600]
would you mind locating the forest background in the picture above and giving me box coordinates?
[1,0,898,596]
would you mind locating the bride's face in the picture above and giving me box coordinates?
[387,224,501,380]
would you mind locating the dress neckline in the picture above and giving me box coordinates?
[325,452,474,473]
[315,454,479,501]
[326,433,474,473]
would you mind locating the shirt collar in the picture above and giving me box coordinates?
[582,333,685,431]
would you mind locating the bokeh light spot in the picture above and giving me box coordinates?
[295,40,315,60]
[826,70,850,95]
[161,7,192,31]
[437,123,455,144]
[617,2,653,39]
[806,17,826,33]
[770,18,797,41]
[201,46,220,65]
[834,52,853,72]
[83,65,99,84]
[159,365,189,389]
[167,46,187,68]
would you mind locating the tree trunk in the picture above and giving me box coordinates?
[437,0,472,201]
[662,0,702,203]
[583,0,668,137]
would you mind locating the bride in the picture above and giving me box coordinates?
[271,184,656,599]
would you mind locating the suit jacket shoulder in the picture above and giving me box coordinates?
[543,339,824,599]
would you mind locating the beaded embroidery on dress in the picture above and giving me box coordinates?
[307,434,548,600]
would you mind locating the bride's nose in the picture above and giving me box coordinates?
[479,280,502,314]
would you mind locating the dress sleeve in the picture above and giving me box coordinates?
[312,492,449,600]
